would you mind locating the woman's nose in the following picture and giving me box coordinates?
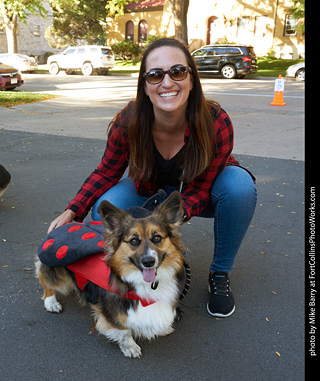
[161,72,174,87]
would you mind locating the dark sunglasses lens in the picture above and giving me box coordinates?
[169,66,188,80]
[147,70,164,84]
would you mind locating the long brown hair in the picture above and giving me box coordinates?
[128,38,220,184]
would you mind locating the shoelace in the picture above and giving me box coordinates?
[210,274,230,297]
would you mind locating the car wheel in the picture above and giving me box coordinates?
[82,63,93,76]
[49,62,60,75]
[295,68,305,81]
[221,65,236,79]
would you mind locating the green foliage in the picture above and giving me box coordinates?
[47,0,107,48]
[106,0,139,18]
[0,0,47,23]
[111,41,141,60]
[288,0,305,33]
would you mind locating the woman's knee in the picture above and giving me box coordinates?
[212,166,257,205]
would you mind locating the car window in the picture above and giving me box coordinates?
[206,48,217,56]
[101,48,112,55]
[90,48,99,54]
[77,48,86,54]
[192,49,207,57]
[65,48,76,55]
[225,47,242,55]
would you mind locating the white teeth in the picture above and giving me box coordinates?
[160,91,178,98]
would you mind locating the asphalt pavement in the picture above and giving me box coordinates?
[0,76,305,380]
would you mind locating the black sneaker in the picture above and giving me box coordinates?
[207,272,235,318]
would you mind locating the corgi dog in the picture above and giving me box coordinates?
[35,191,189,358]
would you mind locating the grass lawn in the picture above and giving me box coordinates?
[252,56,304,77]
[0,91,59,108]
[109,59,140,74]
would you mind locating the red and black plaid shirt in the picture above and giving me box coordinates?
[67,103,250,221]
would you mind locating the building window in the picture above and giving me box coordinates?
[138,20,147,43]
[255,16,268,37]
[33,25,40,36]
[237,17,250,40]
[284,14,297,36]
[125,20,134,42]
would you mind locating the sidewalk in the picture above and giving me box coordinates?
[0,96,304,380]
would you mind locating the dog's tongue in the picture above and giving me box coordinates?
[143,268,156,283]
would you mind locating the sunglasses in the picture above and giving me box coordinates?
[143,65,192,84]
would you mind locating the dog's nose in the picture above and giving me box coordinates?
[141,256,156,268]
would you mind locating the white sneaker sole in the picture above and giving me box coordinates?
[206,302,236,318]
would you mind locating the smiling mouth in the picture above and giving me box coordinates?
[159,91,178,99]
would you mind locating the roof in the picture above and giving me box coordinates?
[125,0,166,10]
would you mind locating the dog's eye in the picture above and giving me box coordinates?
[129,237,141,247]
[151,235,162,244]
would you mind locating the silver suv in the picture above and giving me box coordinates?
[47,45,115,76]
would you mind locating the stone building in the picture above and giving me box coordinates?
[0,2,59,61]
[106,0,305,59]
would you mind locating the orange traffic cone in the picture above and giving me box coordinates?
[270,75,286,106]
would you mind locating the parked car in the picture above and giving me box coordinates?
[47,45,115,76]
[0,62,24,90]
[191,44,258,79]
[286,62,305,81]
[0,53,38,73]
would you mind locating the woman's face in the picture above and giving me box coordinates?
[144,46,193,118]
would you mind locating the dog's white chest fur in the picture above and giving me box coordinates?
[124,268,179,339]
[127,301,176,339]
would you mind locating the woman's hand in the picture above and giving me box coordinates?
[47,209,76,234]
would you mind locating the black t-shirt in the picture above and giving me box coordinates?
[154,146,183,187]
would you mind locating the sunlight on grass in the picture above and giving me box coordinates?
[0,91,59,108]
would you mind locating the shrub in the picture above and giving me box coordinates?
[111,41,141,60]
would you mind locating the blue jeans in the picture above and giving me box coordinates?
[91,166,257,273]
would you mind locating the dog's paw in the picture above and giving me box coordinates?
[44,295,63,313]
[120,339,142,358]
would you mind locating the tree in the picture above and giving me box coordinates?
[0,0,73,53]
[0,0,47,53]
[288,0,305,34]
[169,0,189,44]
[47,0,108,48]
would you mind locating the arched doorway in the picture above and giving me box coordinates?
[206,16,218,45]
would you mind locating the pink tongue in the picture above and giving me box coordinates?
[143,268,156,283]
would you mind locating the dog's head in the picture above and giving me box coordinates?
[99,191,185,284]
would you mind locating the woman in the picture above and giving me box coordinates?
[48,38,257,318]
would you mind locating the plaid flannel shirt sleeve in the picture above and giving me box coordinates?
[181,109,235,220]
[66,119,129,221]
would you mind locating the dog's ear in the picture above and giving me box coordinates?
[155,191,184,228]
[99,200,126,235]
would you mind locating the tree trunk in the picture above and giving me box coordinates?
[171,0,189,45]
[5,16,18,53]
[0,2,18,53]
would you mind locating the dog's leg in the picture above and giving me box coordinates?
[94,313,142,358]
[43,289,63,313]
[35,260,73,313]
